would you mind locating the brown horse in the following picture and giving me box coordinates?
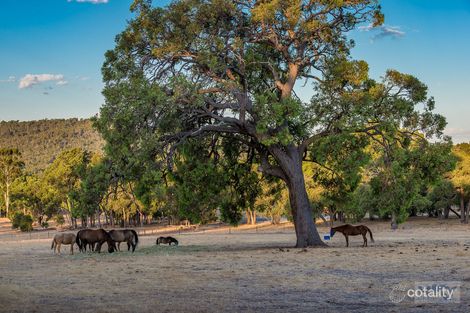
[76,229,116,253]
[109,229,139,252]
[156,236,178,246]
[330,224,374,247]
[51,233,76,255]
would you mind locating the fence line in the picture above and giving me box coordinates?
[0,224,292,242]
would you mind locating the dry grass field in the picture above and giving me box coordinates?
[0,218,469,313]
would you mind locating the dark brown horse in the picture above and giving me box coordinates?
[109,229,139,252]
[76,229,116,253]
[330,224,374,247]
[156,236,178,246]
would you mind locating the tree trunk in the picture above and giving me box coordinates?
[246,209,256,225]
[465,199,470,224]
[337,212,344,222]
[4,181,10,217]
[443,206,450,219]
[282,151,324,248]
[97,210,102,228]
[391,212,398,230]
[460,193,466,223]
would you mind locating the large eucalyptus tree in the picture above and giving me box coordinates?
[98,0,446,247]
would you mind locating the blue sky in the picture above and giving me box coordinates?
[0,0,469,142]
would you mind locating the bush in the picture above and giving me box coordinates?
[54,214,65,226]
[11,212,24,229]
[11,212,33,232]
[19,215,33,232]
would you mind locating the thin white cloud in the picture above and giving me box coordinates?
[359,23,405,42]
[19,74,65,89]
[67,0,109,3]
[0,76,16,83]
[56,80,68,86]
[444,127,470,143]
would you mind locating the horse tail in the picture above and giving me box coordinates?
[366,226,374,243]
[76,231,82,250]
[51,238,55,250]
[131,229,139,247]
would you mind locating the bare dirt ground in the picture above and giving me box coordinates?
[0,217,469,313]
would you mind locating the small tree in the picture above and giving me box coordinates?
[0,148,24,217]
[450,143,470,223]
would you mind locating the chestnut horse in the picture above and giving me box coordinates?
[76,229,116,253]
[330,224,374,247]
[51,233,76,255]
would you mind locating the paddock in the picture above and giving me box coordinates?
[0,218,469,312]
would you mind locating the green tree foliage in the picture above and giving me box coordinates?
[171,142,227,224]
[11,212,33,232]
[43,148,91,222]
[72,158,113,226]
[0,148,24,217]
[358,139,455,228]
[449,143,470,222]
[11,174,60,225]
[425,179,457,218]
[98,0,447,247]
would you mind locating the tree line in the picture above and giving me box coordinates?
[0,139,468,232]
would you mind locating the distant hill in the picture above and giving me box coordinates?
[0,119,104,173]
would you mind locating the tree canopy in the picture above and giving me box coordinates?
[97,0,448,247]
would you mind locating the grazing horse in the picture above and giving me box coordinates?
[51,233,76,255]
[330,224,374,247]
[76,229,116,253]
[76,230,96,252]
[156,236,178,246]
[109,229,139,252]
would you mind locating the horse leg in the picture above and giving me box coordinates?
[53,241,57,254]
[96,242,102,253]
[117,242,121,252]
[127,241,131,251]
[344,234,349,247]
[362,233,367,247]
[58,243,61,254]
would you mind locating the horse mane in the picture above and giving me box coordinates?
[332,224,351,230]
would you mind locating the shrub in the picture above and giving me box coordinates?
[11,212,34,232]
[11,212,24,229]
[54,214,65,226]
[19,215,33,232]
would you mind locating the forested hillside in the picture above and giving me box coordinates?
[0,119,103,172]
